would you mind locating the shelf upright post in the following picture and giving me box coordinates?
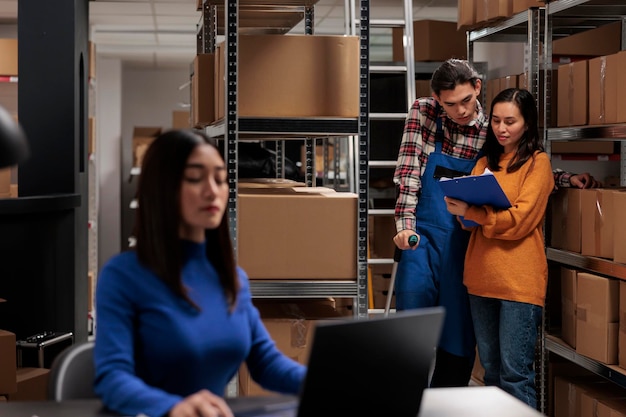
[225,0,239,255]
[303,6,316,187]
[356,0,370,319]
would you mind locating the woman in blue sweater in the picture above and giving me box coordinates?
[94,129,306,417]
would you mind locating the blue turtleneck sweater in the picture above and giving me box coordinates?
[94,240,306,417]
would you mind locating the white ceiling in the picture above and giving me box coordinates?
[0,0,458,69]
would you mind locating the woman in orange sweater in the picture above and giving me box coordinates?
[444,88,554,409]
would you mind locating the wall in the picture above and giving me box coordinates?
[96,57,122,271]
[120,66,192,250]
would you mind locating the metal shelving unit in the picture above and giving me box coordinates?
[198,0,370,318]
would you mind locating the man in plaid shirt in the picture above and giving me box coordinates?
[391,59,599,388]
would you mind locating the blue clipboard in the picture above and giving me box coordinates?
[438,172,511,227]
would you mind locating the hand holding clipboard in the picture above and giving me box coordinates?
[438,169,511,227]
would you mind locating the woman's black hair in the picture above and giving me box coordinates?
[133,129,238,309]
[430,59,482,96]
[483,88,544,173]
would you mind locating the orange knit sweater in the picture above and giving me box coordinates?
[462,151,554,307]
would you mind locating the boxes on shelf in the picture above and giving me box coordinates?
[549,188,582,253]
[580,188,619,259]
[560,267,577,349]
[172,110,190,129]
[614,191,626,264]
[215,35,359,120]
[192,54,215,127]
[575,273,618,365]
[392,20,466,62]
[557,60,588,127]
[132,127,161,168]
[16,331,74,369]
[553,21,622,58]
[237,184,357,279]
[550,141,615,154]
[475,0,512,26]
[369,264,394,310]
[0,39,18,76]
[238,299,351,396]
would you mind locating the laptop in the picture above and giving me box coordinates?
[228,306,445,417]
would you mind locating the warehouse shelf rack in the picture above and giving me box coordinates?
[473,0,626,411]
[198,0,371,318]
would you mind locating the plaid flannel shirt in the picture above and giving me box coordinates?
[393,97,488,233]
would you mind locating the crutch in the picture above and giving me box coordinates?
[384,234,418,317]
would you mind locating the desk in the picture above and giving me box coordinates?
[0,386,545,417]
[419,386,545,417]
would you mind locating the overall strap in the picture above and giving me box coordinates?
[434,103,444,153]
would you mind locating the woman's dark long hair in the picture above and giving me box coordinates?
[133,129,239,309]
[483,88,544,173]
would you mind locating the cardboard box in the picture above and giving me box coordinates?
[587,54,623,125]
[215,35,359,120]
[561,267,577,349]
[557,60,588,127]
[550,188,582,253]
[415,79,431,99]
[553,21,622,57]
[619,281,626,370]
[192,54,215,127]
[132,127,161,168]
[0,330,17,395]
[237,187,357,279]
[369,215,396,260]
[581,189,617,259]
[476,0,512,25]
[172,110,190,129]
[238,299,350,396]
[576,273,619,364]
[551,141,615,154]
[512,0,540,15]
[7,368,50,401]
[0,39,18,76]
[370,264,393,310]
[392,20,466,62]
[614,191,626,264]
[457,0,476,31]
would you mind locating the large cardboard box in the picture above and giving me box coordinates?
[0,39,18,76]
[553,21,622,57]
[581,188,617,259]
[576,273,619,364]
[614,190,626,264]
[132,127,162,168]
[550,188,582,253]
[457,0,476,31]
[392,20,466,62]
[0,330,17,395]
[215,35,359,120]
[172,110,190,129]
[238,299,350,396]
[192,54,215,127]
[88,41,96,80]
[561,267,577,348]
[475,0,512,25]
[557,60,588,127]
[512,0,541,15]
[237,187,357,279]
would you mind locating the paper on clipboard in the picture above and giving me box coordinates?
[438,168,511,227]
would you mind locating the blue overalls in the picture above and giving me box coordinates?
[395,115,479,385]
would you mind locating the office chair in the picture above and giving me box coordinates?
[47,340,98,401]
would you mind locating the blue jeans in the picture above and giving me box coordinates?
[469,295,542,409]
